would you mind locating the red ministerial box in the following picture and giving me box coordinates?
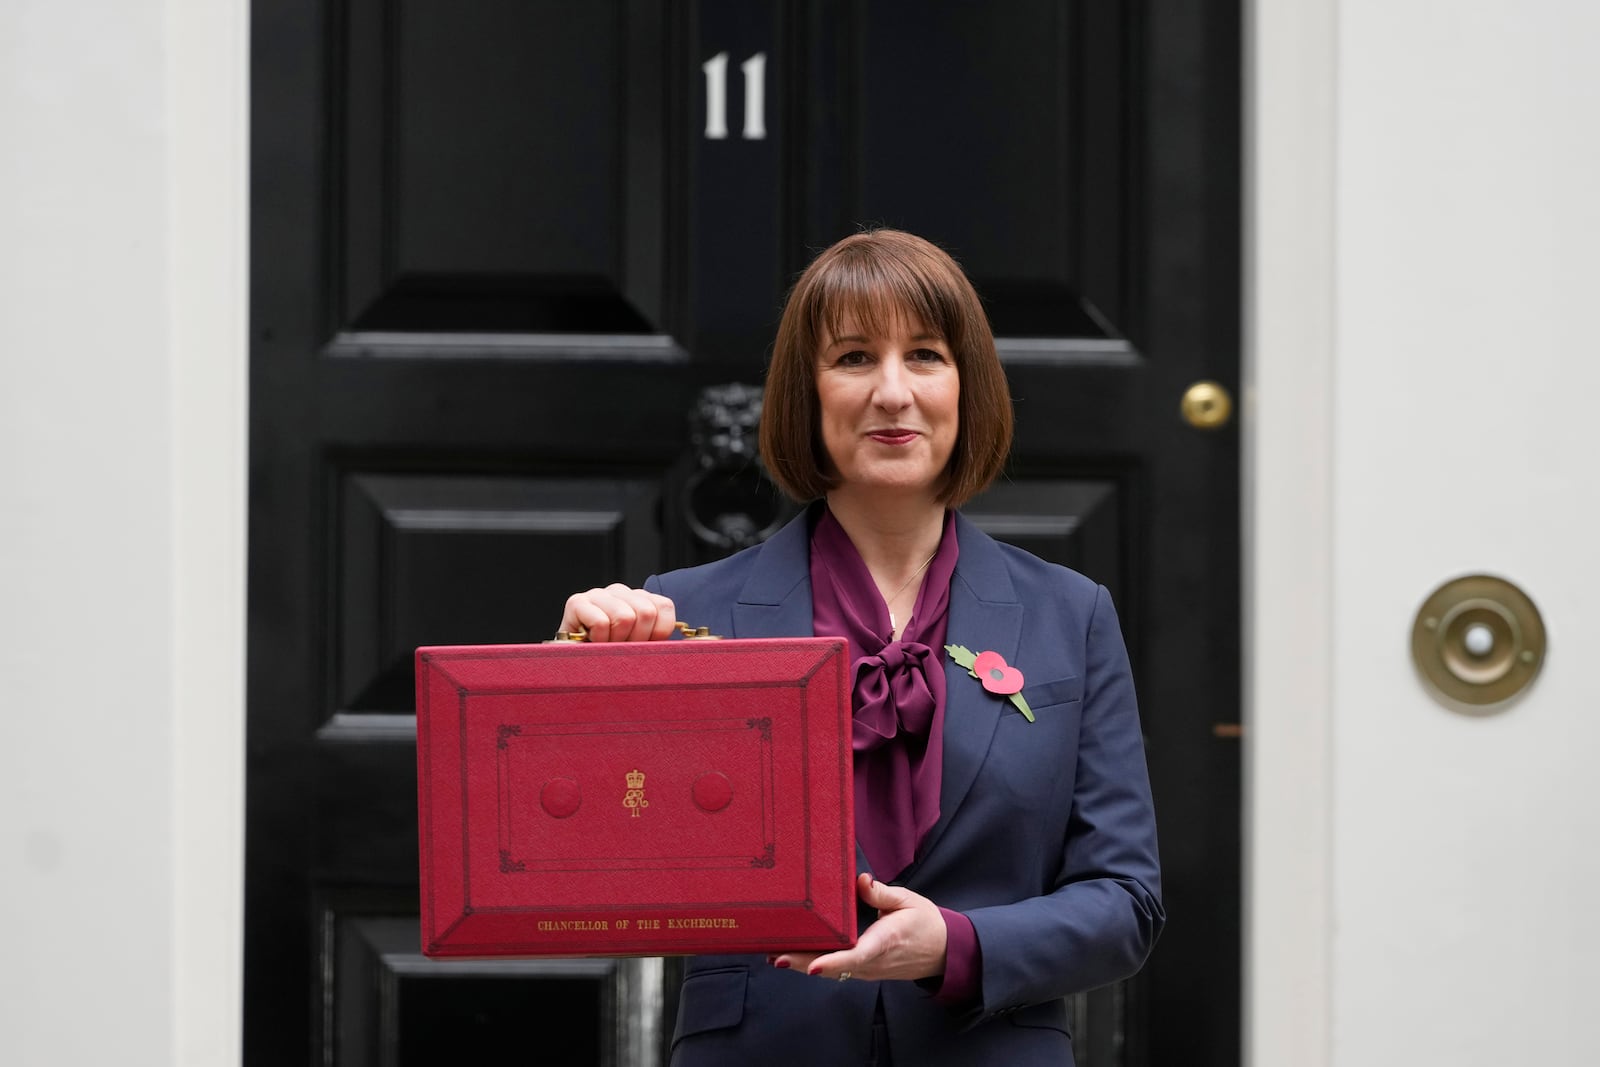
[415,637,856,958]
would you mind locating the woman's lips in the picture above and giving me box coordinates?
[866,430,919,445]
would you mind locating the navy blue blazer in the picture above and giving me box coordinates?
[648,508,1163,1067]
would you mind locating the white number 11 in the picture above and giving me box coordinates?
[702,52,767,141]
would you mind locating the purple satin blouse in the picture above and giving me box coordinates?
[809,508,981,1004]
[810,507,959,882]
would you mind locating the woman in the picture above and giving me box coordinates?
[560,230,1162,1066]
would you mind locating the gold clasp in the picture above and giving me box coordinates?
[552,621,720,642]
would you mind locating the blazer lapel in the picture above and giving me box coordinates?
[726,509,879,903]
[730,507,815,639]
[903,513,1021,876]
[726,509,1021,884]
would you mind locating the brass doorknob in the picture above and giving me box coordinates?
[1181,381,1233,430]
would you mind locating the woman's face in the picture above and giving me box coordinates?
[814,308,960,502]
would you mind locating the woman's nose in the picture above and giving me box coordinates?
[871,355,913,409]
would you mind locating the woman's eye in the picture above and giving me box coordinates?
[910,348,948,363]
[836,350,870,366]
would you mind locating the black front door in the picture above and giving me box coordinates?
[248,2,1240,1063]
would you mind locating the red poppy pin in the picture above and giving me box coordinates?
[944,645,1035,722]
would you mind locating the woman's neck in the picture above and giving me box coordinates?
[824,489,946,594]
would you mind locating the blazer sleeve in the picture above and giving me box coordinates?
[959,583,1165,1018]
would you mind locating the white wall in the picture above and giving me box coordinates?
[1250,1,1600,1065]
[0,1,247,1065]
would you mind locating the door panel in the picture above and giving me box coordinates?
[336,0,670,336]
[966,481,1123,608]
[333,913,659,1066]
[334,473,660,717]
[853,0,1127,341]
[249,2,1240,1064]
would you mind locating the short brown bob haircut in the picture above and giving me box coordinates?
[760,229,1013,507]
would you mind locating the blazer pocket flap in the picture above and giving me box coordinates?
[1007,996,1072,1035]
[1025,675,1082,710]
[673,967,748,1042]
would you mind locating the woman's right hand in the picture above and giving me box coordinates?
[559,584,679,642]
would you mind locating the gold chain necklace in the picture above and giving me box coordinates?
[885,550,938,634]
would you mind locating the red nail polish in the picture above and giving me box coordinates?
[774,958,791,969]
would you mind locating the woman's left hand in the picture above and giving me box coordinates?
[771,873,949,982]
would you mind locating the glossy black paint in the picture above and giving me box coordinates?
[248,1,1240,1063]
